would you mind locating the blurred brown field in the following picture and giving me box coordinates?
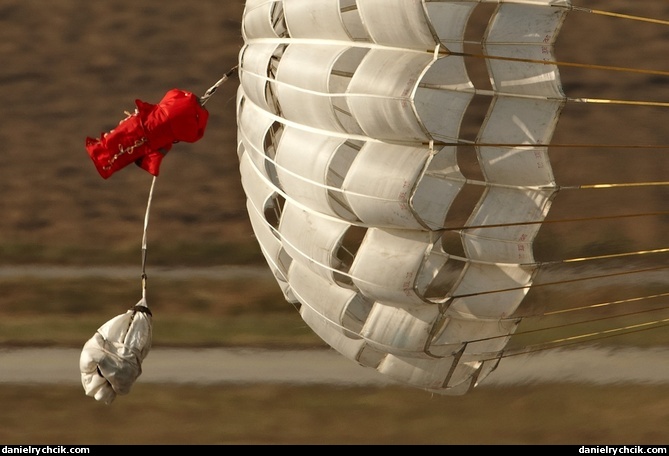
[0,0,668,265]
[1,0,668,445]
[1,383,668,445]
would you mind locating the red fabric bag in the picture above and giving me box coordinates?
[85,89,209,179]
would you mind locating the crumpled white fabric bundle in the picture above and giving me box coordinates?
[80,298,152,404]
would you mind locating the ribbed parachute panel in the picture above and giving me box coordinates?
[237,0,570,395]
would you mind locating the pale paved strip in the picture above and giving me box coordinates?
[0,265,273,280]
[0,347,668,387]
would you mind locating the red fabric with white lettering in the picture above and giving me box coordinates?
[85,89,208,179]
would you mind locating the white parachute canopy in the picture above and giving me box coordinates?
[235,0,669,394]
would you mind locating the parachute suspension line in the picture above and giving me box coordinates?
[570,5,669,27]
[525,318,669,349]
[516,304,669,336]
[568,97,669,109]
[444,274,669,354]
[444,49,669,78]
[543,291,669,317]
[430,141,669,150]
[438,300,669,363]
[458,247,669,289]
[490,318,669,361]
[450,262,669,300]
[561,181,669,190]
[439,50,669,109]
[557,247,669,265]
[434,2,669,357]
[140,176,157,299]
[458,289,669,359]
[473,304,669,350]
[444,210,669,232]
[199,65,239,106]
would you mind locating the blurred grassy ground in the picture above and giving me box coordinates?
[1,274,668,348]
[1,0,668,446]
[1,384,668,445]
[0,274,325,348]
[1,272,668,445]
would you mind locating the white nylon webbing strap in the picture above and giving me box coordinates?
[200,65,239,106]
